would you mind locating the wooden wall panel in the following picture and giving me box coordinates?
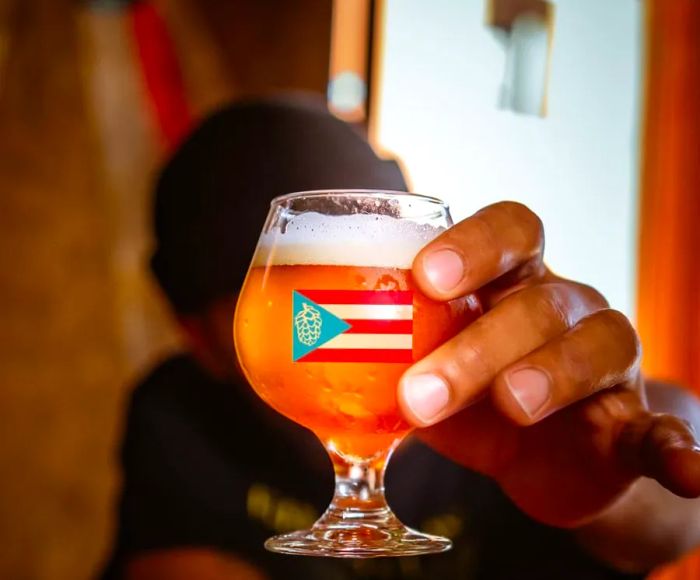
[154,0,237,116]
[0,1,126,578]
[0,1,332,579]
[79,7,181,375]
[194,0,332,98]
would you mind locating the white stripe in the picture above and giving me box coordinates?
[321,333,413,350]
[322,304,413,320]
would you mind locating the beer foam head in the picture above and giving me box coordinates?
[254,212,445,268]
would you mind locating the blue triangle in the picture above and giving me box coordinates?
[292,291,351,361]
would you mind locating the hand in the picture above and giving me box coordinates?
[399,201,700,527]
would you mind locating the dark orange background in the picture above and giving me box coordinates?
[640,1,700,578]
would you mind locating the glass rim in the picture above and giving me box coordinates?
[271,189,447,207]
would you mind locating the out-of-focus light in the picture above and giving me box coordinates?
[328,0,372,124]
[329,71,367,114]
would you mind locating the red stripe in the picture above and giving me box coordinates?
[345,319,413,334]
[298,349,413,363]
[298,290,413,305]
[130,1,194,151]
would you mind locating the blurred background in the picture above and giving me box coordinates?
[0,0,697,578]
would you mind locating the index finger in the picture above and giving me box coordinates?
[413,201,545,301]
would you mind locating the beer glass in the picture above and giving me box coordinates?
[234,190,480,557]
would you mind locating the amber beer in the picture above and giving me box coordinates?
[236,193,470,556]
[235,261,480,458]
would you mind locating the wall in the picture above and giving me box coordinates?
[374,0,641,316]
[0,2,128,578]
[0,1,331,578]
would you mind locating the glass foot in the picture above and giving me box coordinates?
[265,511,452,558]
[265,439,452,557]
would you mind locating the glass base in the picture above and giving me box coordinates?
[265,507,452,558]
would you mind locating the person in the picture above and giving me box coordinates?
[101,96,700,580]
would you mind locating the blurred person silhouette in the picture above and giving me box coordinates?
[101,96,700,580]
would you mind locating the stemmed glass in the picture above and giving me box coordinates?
[234,190,479,557]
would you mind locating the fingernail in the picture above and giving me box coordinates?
[402,374,450,425]
[423,249,464,293]
[506,368,551,418]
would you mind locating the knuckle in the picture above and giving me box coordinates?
[596,309,642,366]
[528,283,573,333]
[468,213,499,250]
[648,413,696,449]
[561,333,598,393]
[452,329,494,383]
[498,201,545,253]
[569,281,610,310]
[579,388,639,430]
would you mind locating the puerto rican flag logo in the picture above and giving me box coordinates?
[292,290,413,363]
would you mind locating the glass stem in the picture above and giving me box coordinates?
[316,445,402,530]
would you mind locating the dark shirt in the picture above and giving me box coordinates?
[102,354,645,580]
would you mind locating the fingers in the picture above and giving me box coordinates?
[412,201,545,301]
[617,412,700,498]
[492,309,641,426]
[399,281,601,426]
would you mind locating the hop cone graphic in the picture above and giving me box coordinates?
[295,302,322,346]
